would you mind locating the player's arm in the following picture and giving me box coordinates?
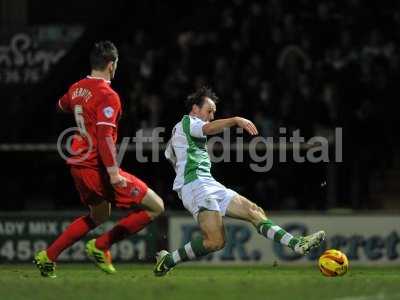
[57,92,72,113]
[202,117,258,136]
[96,94,126,187]
[96,125,126,187]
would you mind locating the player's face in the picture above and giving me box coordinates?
[198,97,216,122]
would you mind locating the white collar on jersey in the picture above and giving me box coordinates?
[86,75,111,84]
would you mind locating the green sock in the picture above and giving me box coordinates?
[257,219,299,250]
[166,236,211,268]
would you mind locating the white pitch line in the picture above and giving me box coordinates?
[332,293,389,300]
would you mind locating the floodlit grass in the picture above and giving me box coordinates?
[1,264,399,300]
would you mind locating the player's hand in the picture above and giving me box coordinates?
[235,117,258,135]
[110,173,127,188]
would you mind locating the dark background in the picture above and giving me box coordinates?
[1,0,399,212]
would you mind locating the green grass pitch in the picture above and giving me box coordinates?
[1,264,399,300]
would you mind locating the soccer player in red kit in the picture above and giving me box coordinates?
[33,41,165,278]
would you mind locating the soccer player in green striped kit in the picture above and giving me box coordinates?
[154,87,326,276]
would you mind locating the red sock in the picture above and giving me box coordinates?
[47,215,96,261]
[95,210,151,250]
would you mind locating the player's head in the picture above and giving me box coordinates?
[186,86,218,122]
[90,41,119,80]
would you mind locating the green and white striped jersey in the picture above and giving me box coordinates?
[165,115,212,191]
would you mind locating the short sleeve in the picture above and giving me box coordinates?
[190,116,208,138]
[96,93,121,127]
[58,93,71,112]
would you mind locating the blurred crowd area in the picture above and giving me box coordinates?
[113,0,400,210]
[2,0,400,211]
[117,0,400,142]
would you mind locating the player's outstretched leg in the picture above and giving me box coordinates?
[154,210,224,276]
[88,189,164,274]
[33,207,104,278]
[226,195,326,255]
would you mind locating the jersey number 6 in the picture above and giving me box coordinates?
[74,105,87,135]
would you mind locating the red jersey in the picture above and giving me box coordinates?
[58,76,121,169]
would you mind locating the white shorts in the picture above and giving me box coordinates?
[178,177,238,220]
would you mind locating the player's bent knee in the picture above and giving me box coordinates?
[142,189,165,220]
[204,237,225,252]
[145,205,164,220]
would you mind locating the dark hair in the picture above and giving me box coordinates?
[89,41,118,71]
[185,86,219,112]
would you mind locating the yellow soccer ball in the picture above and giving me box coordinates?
[318,249,349,277]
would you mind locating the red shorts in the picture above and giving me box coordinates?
[70,166,148,208]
